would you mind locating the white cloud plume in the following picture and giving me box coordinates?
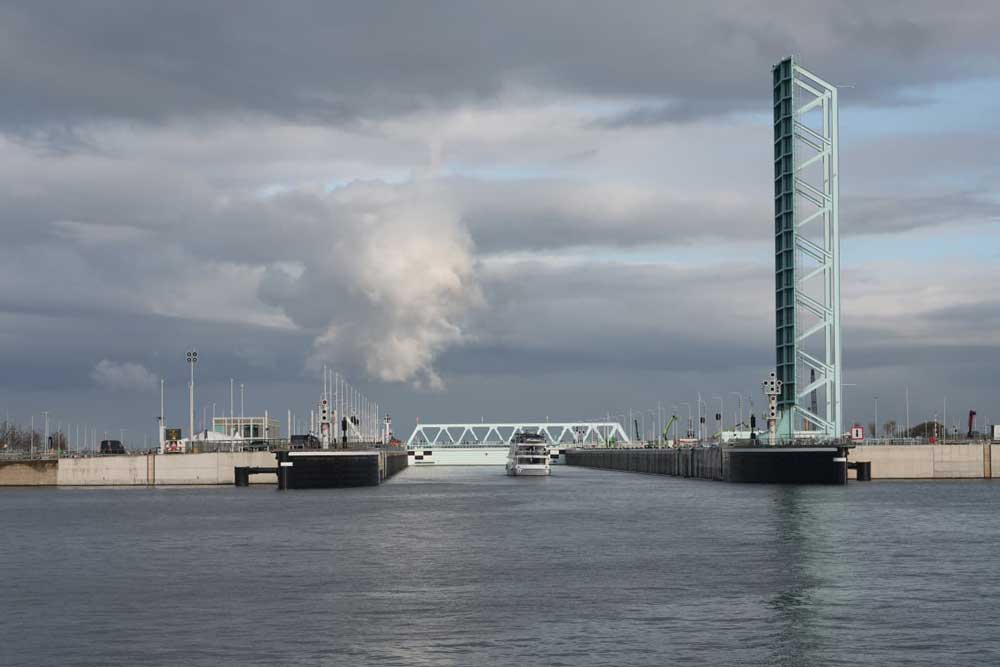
[91,359,158,393]
[258,180,482,388]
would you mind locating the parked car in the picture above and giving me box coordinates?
[100,440,126,455]
[289,434,320,449]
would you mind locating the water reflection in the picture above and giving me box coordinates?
[768,486,820,666]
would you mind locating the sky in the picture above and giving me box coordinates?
[1,1,999,445]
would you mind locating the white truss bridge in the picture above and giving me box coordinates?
[405,422,631,447]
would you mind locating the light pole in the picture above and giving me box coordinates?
[905,386,910,438]
[42,411,49,451]
[874,395,878,443]
[159,377,165,451]
[186,350,197,441]
[670,404,680,443]
[697,394,708,442]
[697,392,702,441]
[230,378,235,436]
[679,402,692,438]
[240,383,245,438]
[657,402,663,444]
[730,392,744,430]
[713,396,724,439]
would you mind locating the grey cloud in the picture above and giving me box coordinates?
[844,191,1000,235]
[91,360,157,393]
[1,1,998,133]
[456,178,770,252]
[595,101,740,129]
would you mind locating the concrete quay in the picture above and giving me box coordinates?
[850,443,998,480]
[0,452,278,486]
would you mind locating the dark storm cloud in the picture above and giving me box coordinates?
[1,1,998,132]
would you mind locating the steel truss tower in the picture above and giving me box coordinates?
[772,57,842,438]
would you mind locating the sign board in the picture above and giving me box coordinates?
[165,428,182,441]
[850,425,864,442]
[992,424,1000,442]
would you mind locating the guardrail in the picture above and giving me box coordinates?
[0,439,406,461]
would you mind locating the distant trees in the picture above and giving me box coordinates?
[905,421,941,439]
[0,420,66,455]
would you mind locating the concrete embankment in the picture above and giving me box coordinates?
[0,452,278,486]
[0,459,58,486]
[850,443,996,480]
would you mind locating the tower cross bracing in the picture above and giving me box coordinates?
[773,56,842,438]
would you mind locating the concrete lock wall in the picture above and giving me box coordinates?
[153,452,276,485]
[0,460,59,486]
[566,448,725,482]
[57,455,149,486]
[932,444,985,479]
[569,444,995,482]
[851,444,988,479]
[52,452,278,486]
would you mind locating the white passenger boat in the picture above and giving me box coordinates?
[406,444,566,466]
[505,433,551,476]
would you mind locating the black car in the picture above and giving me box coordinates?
[99,440,126,455]
[289,434,320,449]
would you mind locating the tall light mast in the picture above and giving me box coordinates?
[186,350,198,441]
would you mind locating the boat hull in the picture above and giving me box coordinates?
[506,464,551,477]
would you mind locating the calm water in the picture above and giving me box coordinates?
[2,466,1000,666]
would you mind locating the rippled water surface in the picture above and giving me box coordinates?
[2,466,1000,666]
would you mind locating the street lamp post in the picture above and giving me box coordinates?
[697,394,708,442]
[670,404,679,443]
[679,402,692,439]
[657,402,663,444]
[874,395,878,443]
[713,396,724,439]
[730,392,744,430]
[905,386,910,438]
[697,392,702,441]
[186,350,198,442]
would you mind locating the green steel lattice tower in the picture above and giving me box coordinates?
[772,57,843,439]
